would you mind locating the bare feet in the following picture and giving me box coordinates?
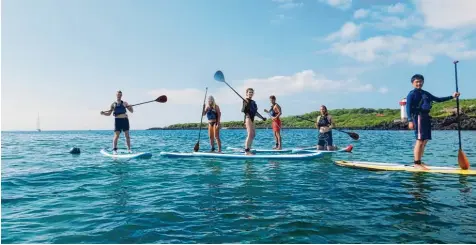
[414,163,429,170]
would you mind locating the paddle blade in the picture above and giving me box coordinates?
[458,149,470,170]
[348,132,359,140]
[214,70,225,82]
[193,142,199,152]
[156,95,167,103]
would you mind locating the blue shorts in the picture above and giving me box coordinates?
[114,118,130,132]
[413,114,431,140]
[318,131,333,146]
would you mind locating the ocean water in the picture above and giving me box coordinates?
[2,129,476,244]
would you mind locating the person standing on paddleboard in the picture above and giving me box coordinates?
[202,95,222,153]
[100,90,134,154]
[264,95,282,150]
[316,105,336,151]
[406,74,460,170]
[242,88,259,155]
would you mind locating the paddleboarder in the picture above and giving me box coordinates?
[242,88,259,155]
[406,74,460,170]
[202,95,222,152]
[264,95,282,150]
[100,90,134,154]
[316,105,336,151]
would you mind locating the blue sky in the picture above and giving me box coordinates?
[2,0,476,130]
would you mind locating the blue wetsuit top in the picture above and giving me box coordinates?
[406,89,452,123]
[206,107,217,120]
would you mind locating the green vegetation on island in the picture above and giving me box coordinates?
[149,99,476,130]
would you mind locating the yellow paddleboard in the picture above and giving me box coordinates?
[335,160,476,175]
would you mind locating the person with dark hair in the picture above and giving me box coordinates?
[100,90,134,154]
[406,74,460,170]
[264,95,282,149]
[316,105,335,151]
[242,88,259,155]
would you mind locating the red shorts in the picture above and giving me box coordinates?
[272,118,281,132]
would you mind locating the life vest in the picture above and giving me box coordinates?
[317,115,331,127]
[206,107,218,120]
[242,99,257,118]
[269,104,280,117]
[113,100,127,116]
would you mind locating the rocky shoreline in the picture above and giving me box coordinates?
[148,115,476,130]
[363,115,476,130]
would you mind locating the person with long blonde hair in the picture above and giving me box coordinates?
[202,95,222,152]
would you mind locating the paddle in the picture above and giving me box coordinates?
[128,95,167,107]
[214,70,266,121]
[194,88,208,152]
[295,115,359,140]
[453,61,470,170]
[101,95,167,114]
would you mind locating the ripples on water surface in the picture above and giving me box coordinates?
[2,129,476,243]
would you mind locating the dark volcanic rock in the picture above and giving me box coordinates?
[370,115,476,130]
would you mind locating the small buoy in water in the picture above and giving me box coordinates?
[69,147,80,154]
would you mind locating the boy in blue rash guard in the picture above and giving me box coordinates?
[100,90,134,154]
[202,95,222,152]
[406,74,460,169]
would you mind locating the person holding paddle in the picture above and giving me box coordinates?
[242,88,262,155]
[264,95,282,150]
[100,90,134,154]
[406,74,460,170]
[316,105,336,151]
[202,95,222,152]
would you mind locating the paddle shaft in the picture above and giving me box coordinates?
[129,100,155,107]
[222,81,266,120]
[197,88,208,142]
[454,61,462,150]
[296,116,346,133]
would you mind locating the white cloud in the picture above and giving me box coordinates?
[148,70,388,107]
[353,9,369,19]
[319,0,352,10]
[364,14,422,30]
[322,31,476,65]
[325,22,360,41]
[272,0,303,9]
[387,3,405,13]
[319,1,476,65]
[416,0,476,29]
[379,87,389,94]
[239,70,388,98]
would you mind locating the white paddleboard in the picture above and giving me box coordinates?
[100,149,152,159]
[291,145,353,154]
[226,146,316,153]
[160,151,323,160]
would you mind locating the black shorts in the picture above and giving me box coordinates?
[318,131,333,146]
[413,114,432,140]
[114,118,130,132]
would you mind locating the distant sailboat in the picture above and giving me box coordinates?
[37,113,41,132]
